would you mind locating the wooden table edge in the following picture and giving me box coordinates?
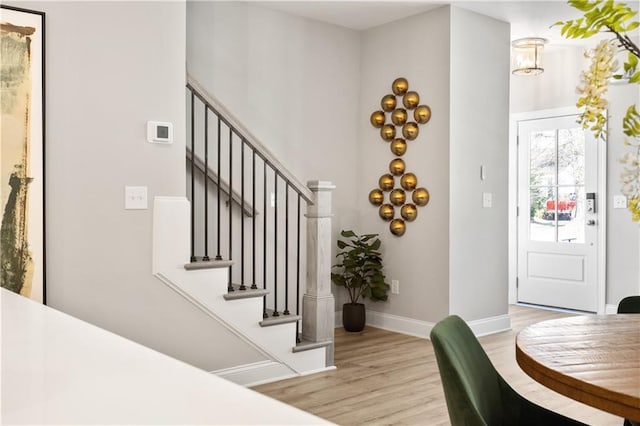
[516,341,640,422]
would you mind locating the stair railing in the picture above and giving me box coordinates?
[186,76,331,345]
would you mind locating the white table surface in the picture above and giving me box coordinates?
[1,288,331,425]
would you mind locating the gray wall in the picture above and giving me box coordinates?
[7,1,266,371]
[511,45,640,306]
[449,7,510,320]
[357,7,452,322]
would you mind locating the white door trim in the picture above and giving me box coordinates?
[508,107,607,314]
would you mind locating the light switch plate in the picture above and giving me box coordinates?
[613,195,627,209]
[125,186,148,210]
[482,192,492,208]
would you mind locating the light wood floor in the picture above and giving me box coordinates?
[253,305,623,425]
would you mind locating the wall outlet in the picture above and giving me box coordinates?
[391,279,399,295]
[613,195,627,209]
[482,192,492,208]
[125,186,148,210]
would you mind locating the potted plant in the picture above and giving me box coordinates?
[331,230,390,332]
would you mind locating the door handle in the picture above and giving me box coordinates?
[587,219,596,226]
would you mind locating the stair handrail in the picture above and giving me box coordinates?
[187,74,314,204]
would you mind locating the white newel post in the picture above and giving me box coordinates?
[303,180,336,366]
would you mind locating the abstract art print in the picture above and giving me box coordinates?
[0,5,45,303]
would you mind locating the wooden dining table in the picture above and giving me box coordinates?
[516,314,640,422]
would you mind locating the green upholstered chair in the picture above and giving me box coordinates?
[430,315,586,426]
[617,296,640,314]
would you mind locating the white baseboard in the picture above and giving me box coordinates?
[605,304,618,314]
[336,309,511,339]
[212,361,296,387]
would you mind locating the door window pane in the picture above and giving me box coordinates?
[530,187,556,242]
[530,131,556,186]
[558,187,585,244]
[558,128,585,185]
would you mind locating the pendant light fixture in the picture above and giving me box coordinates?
[512,37,548,75]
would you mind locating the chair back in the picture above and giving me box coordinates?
[617,296,640,314]
[430,315,503,426]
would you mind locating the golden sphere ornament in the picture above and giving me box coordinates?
[400,173,417,190]
[390,138,407,156]
[381,94,397,112]
[380,124,396,141]
[392,77,409,96]
[391,108,408,126]
[390,219,406,236]
[370,110,386,128]
[390,189,406,206]
[379,204,395,221]
[389,158,406,176]
[401,204,418,222]
[403,91,420,109]
[378,174,395,191]
[414,105,432,124]
[368,189,384,206]
[402,122,419,140]
[412,187,430,206]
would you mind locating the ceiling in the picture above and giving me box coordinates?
[256,0,639,49]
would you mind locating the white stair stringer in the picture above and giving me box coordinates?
[152,196,328,382]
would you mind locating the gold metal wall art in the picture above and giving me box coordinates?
[392,77,409,96]
[370,110,386,128]
[390,219,406,236]
[402,122,419,140]
[381,94,397,112]
[378,174,394,191]
[389,158,405,176]
[369,77,432,236]
[379,204,395,221]
[380,124,396,141]
[400,173,417,191]
[391,108,408,126]
[390,189,406,206]
[390,138,407,156]
[369,189,384,205]
[414,105,432,124]
[401,204,418,222]
[412,187,430,206]
[402,91,420,109]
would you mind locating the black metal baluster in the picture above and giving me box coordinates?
[296,193,301,343]
[251,151,257,290]
[273,172,279,317]
[215,116,222,261]
[203,106,210,261]
[263,161,268,318]
[239,140,246,291]
[228,128,234,292]
[190,91,196,262]
[283,183,290,316]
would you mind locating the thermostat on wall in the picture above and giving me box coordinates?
[147,121,173,144]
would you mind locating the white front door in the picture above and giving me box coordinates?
[517,114,600,312]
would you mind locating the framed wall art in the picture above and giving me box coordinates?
[1,5,46,303]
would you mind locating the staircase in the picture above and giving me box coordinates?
[151,76,336,386]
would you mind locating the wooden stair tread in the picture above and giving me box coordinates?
[184,259,234,270]
[293,336,332,353]
[260,309,301,327]
[223,285,269,300]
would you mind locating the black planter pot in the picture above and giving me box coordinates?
[343,303,365,332]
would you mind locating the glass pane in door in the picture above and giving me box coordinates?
[530,186,556,242]
[558,128,585,185]
[530,130,556,186]
[558,187,585,243]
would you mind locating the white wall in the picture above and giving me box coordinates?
[510,43,640,306]
[449,7,510,321]
[7,1,266,371]
[357,7,452,322]
[187,1,362,238]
